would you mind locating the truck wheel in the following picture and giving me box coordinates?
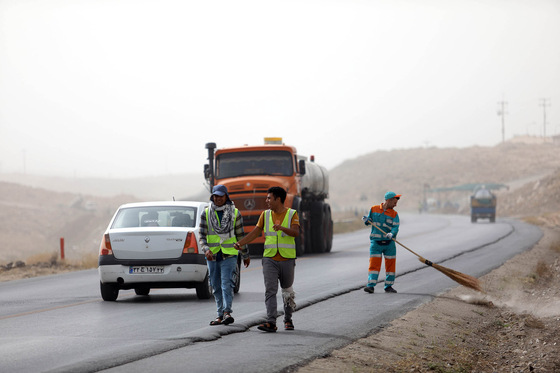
[471,216,476,223]
[293,198,305,257]
[311,201,326,253]
[295,231,305,257]
[323,204,333,253]
[490,215,496,223]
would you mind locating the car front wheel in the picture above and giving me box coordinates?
[100,282,119,301]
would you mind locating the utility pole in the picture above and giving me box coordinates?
[539,98,551,138]
[497,100,508,143]
[22,149,27,175]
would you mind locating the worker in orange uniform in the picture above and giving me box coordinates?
[362,191,401,293]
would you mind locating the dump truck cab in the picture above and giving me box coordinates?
[204,138,332,256]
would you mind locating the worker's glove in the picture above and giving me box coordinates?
[362,215,371,225]
[385,232,393,240]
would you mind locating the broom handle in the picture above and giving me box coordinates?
[372,224,430,263]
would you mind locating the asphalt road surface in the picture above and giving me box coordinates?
[0,214,542,373]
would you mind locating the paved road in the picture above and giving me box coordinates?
[0,214,542,372]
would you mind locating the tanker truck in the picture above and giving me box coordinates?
[203,138,333,256]
[470,185,497,223]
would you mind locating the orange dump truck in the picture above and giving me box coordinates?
[204,138,333,256]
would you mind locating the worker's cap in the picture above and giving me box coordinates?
[384,191,402,200]
[211,184,229,197]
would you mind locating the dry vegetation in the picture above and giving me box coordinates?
[0,251,99,281]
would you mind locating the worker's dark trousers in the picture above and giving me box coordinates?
[262,257,295,323]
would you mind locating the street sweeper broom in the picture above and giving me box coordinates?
[374,225,483,292]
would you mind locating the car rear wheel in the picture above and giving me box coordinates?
[100,282,119,301]
[134,286,150,296]
[196,272,212,299]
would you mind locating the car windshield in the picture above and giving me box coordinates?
[111,206,198,228]
[216,150,293,178]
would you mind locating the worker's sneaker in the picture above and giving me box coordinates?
[363,286,375,294]
[384,286,397,293]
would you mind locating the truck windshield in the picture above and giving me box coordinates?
[216,150,293,178]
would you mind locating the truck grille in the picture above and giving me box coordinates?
[231,196,268,211]
[242,214,261,226]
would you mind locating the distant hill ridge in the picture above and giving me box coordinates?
[329,142,560,213]
[1,142,559,263]
[0,172,207,201]
[2,142,559,212]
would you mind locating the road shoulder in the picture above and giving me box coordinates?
[296,223,560,372]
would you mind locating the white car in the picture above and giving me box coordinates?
[98,201,242,301]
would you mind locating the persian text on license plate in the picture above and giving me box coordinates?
[129,266,164,274]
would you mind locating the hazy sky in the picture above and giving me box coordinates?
[1,0,559,178]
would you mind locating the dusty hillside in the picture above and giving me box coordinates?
[0,182,137,263]
[498,169,560,219]
[329,142,560,214]
[0,172,205,200]
[1,141,558,267]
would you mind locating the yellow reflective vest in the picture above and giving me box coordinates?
[205,208,239,256]
[263,208,296,258]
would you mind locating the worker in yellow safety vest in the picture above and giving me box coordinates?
[234,186,299,332]
[199,184,250,326]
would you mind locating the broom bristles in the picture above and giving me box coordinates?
[417,257,483,292]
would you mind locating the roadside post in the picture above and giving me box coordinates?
[60,237,65,260]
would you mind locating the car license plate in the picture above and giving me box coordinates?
[129,266,164,274]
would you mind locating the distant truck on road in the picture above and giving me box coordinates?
[470,186,497,223]
[203,138,333,256]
